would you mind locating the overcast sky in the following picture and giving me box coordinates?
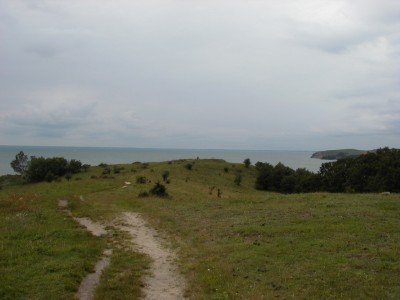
[0,0,399,150]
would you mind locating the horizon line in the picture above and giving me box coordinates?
[0,144,320,152]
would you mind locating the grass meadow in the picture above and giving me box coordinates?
[1,159,399,299]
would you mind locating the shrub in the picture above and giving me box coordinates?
[45,171,56,182]
[223,167,229,173]
[82,164,91,172]
[25,157,69,183]
[99,163,108,168]
[113,165,123,174]
[68,159,82,174]
[162,170,170,182]
[136,176,147,184]
[185,163,193,170]
[102,166,111,175]
[138,191,149,198]
[244,158,251,168]
[234,174,242,186]
[149,182,168,197]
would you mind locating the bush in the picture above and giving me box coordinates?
[113,165,123,174]
[149,182,168,197]
[68,159,82,174]
[65,173,72,181]
[136,176,147,184]
[138,191,149,198]
[82,164,90,172]
[45,171,56,182]
[25,157,69,183]
[185,163,193,170]
[102,166,111,175]
[234,174,242,186]
[162,170,170,182]
[244,158,251,168]
[223,167,229,173]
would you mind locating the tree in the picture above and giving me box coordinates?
[10,151,29,175]
[244,158,251,168]
[68,159,82,174]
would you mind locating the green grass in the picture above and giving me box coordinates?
[1,159,399,299]
[95,248,149,300]
[0,183,107,299]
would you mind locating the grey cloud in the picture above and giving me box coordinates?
[25,44,59,58]
[0,0,398,149]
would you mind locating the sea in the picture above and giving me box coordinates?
[0,145,332,175]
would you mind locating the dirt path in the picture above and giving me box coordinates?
[59,200,186,299]
[58,200,110,299]
[58,199,106,236]
[118,212,186,300]
[76,249,112,300]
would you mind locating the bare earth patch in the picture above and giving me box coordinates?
[118,212,186,300]
[58,199,109,299]
[58,199,106,236]
[58,200,186,299]
[76,249,112,300]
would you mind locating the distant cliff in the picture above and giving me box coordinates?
[311,149,368,160]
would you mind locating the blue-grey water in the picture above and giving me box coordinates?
[0,145,330,175]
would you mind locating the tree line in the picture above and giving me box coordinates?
[10,151,88,182]
[255,147,400,193]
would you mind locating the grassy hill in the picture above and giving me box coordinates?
[1,159,399,299]
[311,149,368,160]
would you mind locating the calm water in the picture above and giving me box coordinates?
[0,145,330,175]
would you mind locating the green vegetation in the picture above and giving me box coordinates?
[1,157,399,298]
[162,170,170,182]
[257,148,400,193]
[10,151,29,175]
[311,149,368,160]
[243,158,251,168]
[149,182,168,197]
[10,152,85,183]
[234,173,242,186]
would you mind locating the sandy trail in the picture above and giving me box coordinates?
[59,200,186,299]
[58,200,109,300]
[58,199,106,236]
[76,249,112,300]
[118,212,186,300]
